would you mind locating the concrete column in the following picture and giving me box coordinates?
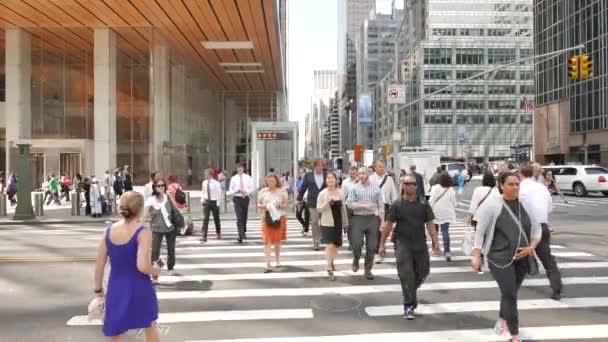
[5,28,32,175]
[94,28,117,178]
[13,144,34,220]
[150,30,171,173]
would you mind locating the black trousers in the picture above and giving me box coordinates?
[151,230,176,271]
[296,202,310,232]
[233,196,250,240]
[395,241,430,308]
[489,259,528,336]
[202,200,221,238]
[537,223,563,294]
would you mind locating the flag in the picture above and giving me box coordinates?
[521,97,535,112]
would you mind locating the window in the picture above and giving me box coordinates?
[520,71,533,80]
[456,100,484,109]
[487,70,516,80]
[432,28,456,36]
[424,100,452,109]
[487,28,512,36]
[585,167,608,175]
[454,85,484,94]
[489,115,500,124]
[459,28,483,36]
[520,115,533,124]
[455,48,484,64]
[456,70,483,80]
[519,48,533,58]
[520,84,535,94]
[488,85,516,94]
[559,168,578,176]
[489,100,517,109]
[424,48,452,64]
[424,70,452,80]
[488,48,516,64]
[424,85,450,95]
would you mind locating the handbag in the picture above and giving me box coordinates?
[502,200,540,276]
[88,296,105,322]
[169,200,185,229]
[264,211,281,228]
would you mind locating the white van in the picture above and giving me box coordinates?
[441,162,470,181]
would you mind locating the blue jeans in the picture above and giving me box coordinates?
[439,223,451,256]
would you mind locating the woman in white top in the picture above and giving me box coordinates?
[429,172,457,261]
[317,172,347,281]
[257,173,289,273]
[467,171,499,228]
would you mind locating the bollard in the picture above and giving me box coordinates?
[71,191,81,216]
[0,194,7,216]
[185,191,191,214]
[33,192,44,216]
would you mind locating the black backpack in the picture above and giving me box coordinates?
[175,188,187,205]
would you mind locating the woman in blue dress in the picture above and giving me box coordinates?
[93,191,160,341]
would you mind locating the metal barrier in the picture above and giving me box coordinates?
[0,194,7,217]
[33,192,44,216]
[71,191,81,216]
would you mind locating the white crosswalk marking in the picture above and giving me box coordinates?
[64,218,608,341]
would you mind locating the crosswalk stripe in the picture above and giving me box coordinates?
[159,262,608,282]
[365,296,608,316]
[155,277,608,300]
[67,308,314,326]
[187,324,608,342]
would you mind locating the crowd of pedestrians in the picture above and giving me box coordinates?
[88,158,565,342]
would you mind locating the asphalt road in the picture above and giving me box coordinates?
[1,183,608,342]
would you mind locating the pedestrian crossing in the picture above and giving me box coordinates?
[457,195,608,213]
[65,219,608,341]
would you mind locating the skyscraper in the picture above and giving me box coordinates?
[309,70,338,158]
[533,0,608,165]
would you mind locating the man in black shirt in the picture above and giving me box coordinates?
[379,174,440,320]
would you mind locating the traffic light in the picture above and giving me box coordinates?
[568,55,579,80]
[580,54,593,79]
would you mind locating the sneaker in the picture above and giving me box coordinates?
[313,244,320,251]
[352,259,359,273]
[216,234,222,240]
[403,305,415,320]
[445,256,452,262]
[327,270,336,281]
[200,237,207,243]
[375,255,384,264]
[494,319,510,337]
[551,291,562,301]
[364,270,374,280]
[301,230,307,237]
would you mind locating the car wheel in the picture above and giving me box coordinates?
[573,182,587,197]
[603,191,608,197]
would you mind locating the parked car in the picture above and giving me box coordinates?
[441,162,470,182]
[543,165,608,197]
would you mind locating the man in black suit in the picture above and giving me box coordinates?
[297,158,327,250]
[409,164,426,202]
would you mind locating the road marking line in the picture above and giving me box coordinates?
[0,256,95,262]
[67,308,313,326]
[155,277,608,300]
[366,297,608,316]
[188,324,608,342]
[159,262,608,282]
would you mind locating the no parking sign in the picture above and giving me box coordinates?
[387,84,405,104]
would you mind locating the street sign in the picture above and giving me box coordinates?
[387,84,405,104]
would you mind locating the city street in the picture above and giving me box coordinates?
[1,182,608,341]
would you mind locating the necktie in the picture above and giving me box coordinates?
[207,180,211,201]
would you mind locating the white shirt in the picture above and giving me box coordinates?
[341,177,357,201]
[429,184,457,224]
[369,172,398,206]
[143,182,154,200]
[468,186,500,218]
[519,178,553,225]
[228,173,254,198]
[201,179,222,202]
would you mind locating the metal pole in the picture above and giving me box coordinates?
[397,44,586,112]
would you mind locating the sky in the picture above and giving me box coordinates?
[287,0,401,158]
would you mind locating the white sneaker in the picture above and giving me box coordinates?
[494,319,510,337]
[375,255,384,264]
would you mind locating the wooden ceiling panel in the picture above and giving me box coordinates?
[0,0,283,92]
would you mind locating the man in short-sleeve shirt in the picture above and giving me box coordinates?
[380,174,440,320]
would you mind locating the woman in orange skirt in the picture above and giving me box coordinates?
[257,173,288,273]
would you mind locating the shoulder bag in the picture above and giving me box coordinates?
[499,200,540,276]
[431,188,449,207]
[169,199,185,230]
[470,188,494,228]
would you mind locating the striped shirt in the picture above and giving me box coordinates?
[346,180,383,216]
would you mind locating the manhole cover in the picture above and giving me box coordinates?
[310,294,362,313]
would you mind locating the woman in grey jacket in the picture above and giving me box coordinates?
[144,178,183,283]
[471,171,541,342]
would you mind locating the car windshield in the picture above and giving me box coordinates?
[585,167,608,175]
[448,164,466,171]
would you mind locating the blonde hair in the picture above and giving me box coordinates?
[118,191,143,219]
[265,173,281,188]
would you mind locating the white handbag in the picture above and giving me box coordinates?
[88,296,105,322]
[461,228,474,256]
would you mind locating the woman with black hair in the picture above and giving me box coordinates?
[467,171,500,228]
[472,171,541,342]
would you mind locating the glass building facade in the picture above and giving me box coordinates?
[396,0,534,161]
[534,0,608,166]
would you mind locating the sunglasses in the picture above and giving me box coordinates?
[403,182,417,186]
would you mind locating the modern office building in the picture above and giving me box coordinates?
[309,70,337,158]
[0,1,287,188]
[324,93,341,160]
[533,0,608,166]
[357,10,403,151]
[337,0,376,156]
[396,0,534,161]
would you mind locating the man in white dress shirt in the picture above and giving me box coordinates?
[519,164,563,300]
[201,168,222,242]
[341,166,359,247]
[228,163,254,243]
[143,171,161,201]
[369,161,398,263]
